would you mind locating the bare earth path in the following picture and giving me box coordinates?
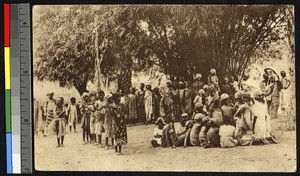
[35,123,296,172]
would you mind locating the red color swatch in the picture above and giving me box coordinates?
[4,4,10,47]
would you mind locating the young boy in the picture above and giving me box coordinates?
[89,93,97,143]
[48,97,67,147]
[94,91,106,147]
[81,93,92,144]
[68,97,78,133]
[104,95,114,150]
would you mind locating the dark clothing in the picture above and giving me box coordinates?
[176,88,193,116]
[152,93,162,121]
[220,83,236,97]
[137,90,146,123]
[112,103,127,146]
[221,105,236,125]
[160,92,175,124]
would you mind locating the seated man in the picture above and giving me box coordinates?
[204,98,223,148]
[166,113,191,148]
[219,115,238,148]
[189,113,206,146]
[220,93,236,126]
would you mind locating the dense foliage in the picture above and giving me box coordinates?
[33,5,292,95]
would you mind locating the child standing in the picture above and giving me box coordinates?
[89,93,97,143]
[94,91,106,147]
[67,97,78,133]
[104,95,114,150]
[81,93,92,144]
[48,97,67,147]
[111,93,128,155]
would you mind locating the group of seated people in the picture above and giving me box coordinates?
[151,91,279,149]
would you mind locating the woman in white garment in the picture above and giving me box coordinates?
[279,70,291,115]
[144,85,153,125]
[252,91,279,144]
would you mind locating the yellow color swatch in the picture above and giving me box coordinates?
[5,47,10,90]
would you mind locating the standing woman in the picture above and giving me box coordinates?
[268,75,283,119]
[137,83,146,124]
[128,88,138,125]
[49,97,67,147]
[44,92,56,136]
[35,99,46,136]
[144,85,153,125]
[111,93,128,155]
[280,70,291,114]
[152,87,162,123]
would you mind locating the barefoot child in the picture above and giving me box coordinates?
[104,95,114,149]
[67,97,78,133]
[48,97,67,147]
[94,91,106,147]
[80,93,92,144]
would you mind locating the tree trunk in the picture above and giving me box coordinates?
[74,79,88,96]
[117,53,132,94]
[73,75,88,96]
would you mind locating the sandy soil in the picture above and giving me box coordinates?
[34,122,296,172]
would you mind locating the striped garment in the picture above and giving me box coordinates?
[45,99,56,127]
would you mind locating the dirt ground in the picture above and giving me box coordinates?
[34,121,296,172]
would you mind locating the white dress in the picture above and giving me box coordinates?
[252,101,271,139]
[144,90,153,122]
[68,104,78,127]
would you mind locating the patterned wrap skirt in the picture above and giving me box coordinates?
[48,118,66,138]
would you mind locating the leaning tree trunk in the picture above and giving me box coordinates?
[94,20,110,93]
[117,53,132,94]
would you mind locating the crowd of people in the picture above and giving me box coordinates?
[34,67,291,154]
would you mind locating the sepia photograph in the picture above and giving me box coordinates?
[32,5,296,172]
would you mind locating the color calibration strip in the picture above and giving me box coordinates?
[4,3,32,174]
[4,3,13,174]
